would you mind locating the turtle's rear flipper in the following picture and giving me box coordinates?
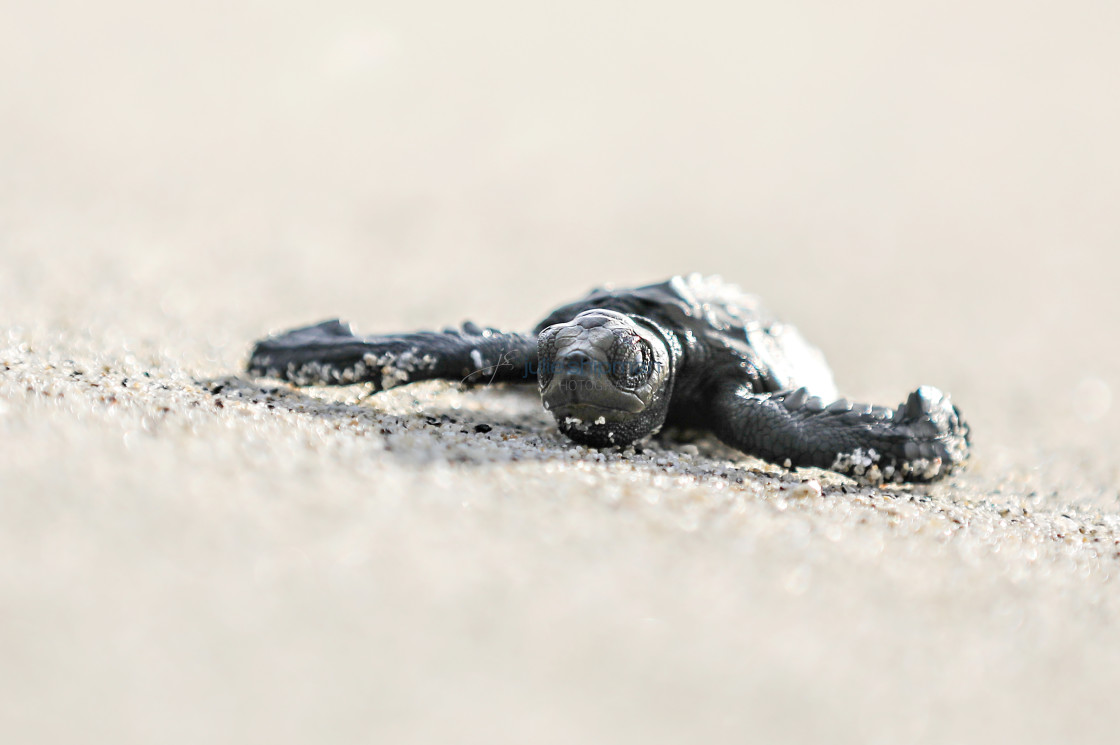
[247,319,538,390]
[708,383,970,484]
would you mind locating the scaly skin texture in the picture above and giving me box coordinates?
[247,274,971,483]
[248,320,537,390]
[706,384,970,484]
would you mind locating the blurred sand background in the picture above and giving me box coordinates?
[2,1,1120,742]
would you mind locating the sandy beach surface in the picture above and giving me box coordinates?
[3,2,1120,743]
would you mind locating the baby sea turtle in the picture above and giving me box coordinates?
[248,274,969,483]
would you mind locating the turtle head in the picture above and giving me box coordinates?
[537,310,674,448]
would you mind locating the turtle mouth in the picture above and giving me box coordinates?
[545,401,632,421]
[541,385,645,415]
[549,403,636,447]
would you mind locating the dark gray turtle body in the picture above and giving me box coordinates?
[248,274,970,483]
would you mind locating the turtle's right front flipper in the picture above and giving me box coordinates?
[247,319,538,390]
[708,383,970,483]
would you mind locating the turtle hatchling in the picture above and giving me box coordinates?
[247,274,970,483]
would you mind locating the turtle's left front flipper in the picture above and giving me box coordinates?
[707,383,970,483]
[247,319,538,390]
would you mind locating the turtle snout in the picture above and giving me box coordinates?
[556,349,596,378]
[540,351,646,416]
[541,349,606,402]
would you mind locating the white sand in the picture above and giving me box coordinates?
[3,2,1120,743]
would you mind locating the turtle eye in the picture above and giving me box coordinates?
[609,337,652,391]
